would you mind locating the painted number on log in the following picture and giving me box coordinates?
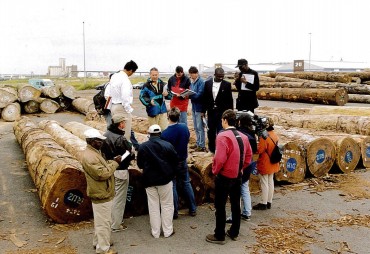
[286,158,297,172]
[316,150,325,164]
[366,147,370,158]
[51,198,59,208]
[126,186,133,203]
[344,151,353,163]
[64,189,84,208]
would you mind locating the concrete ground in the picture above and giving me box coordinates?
[0,90,369,254]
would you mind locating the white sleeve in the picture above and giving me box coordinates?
[121,78,133,113]
[104,83,111,98]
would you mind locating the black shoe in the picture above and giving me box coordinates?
[226,230,238,241]
[226,218,232,224]
[189,211,197,217]
[267,202,272,209]
[253,203,267,210]
[173,214,178,219]
[206,234,226,245]
[241,214,251,221]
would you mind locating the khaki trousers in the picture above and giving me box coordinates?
[145,181,174,238]
[111,104,132,141]
[258,173,274,204]
[111,174,129,229]
[148,113,168,131]
[92,200,113,254]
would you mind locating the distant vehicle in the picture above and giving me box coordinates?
[133,82,144,89]
[28,79,54,89]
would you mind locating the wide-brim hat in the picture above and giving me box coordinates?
[84,129,106,140]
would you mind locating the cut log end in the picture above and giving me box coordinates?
[306,138,336,177]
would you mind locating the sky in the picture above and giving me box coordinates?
[1,0,369,75]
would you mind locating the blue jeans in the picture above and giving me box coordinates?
[241,180,251,216]
[179,111,187,125]
[192,109,205,148]
[172,160,197,215]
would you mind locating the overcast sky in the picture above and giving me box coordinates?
[1,0,369,74]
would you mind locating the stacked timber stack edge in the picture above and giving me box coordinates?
[13,116,92,223]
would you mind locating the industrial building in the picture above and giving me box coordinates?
[47,58,78,77]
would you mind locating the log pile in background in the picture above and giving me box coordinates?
[13,117,92,223]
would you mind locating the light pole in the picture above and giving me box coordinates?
[308,32,312,71]
[83,21,86,86]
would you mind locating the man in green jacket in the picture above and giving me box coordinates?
[81,129,121,254]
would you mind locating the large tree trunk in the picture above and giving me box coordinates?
[0,86,18,108]
[348,94,370,103]
[63,121,103,140]
[72,98,95,115]
[41,86,61,99]
[18,84,42,102]
[37,98,60,113]
[13,117,92,223]
[331,137,361,173]
[268,72,352,83]
[124,168,148,217]
[1,102,21,122]
[309,106,370,116]
[23,100,40,113]
[58,84,76,99]
[257,88,348,106]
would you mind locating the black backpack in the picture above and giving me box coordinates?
[267,136,283,164]
[93,83,109,115]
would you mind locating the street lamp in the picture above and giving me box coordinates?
[308,32,312,71]
[83,21,86,86]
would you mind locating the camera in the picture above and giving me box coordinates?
[236,110,269,139]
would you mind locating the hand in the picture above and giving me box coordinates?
[150,99,155,105]
[234,72,240,79]
[240,76,247,84]
[201,113,205,118]
[162,90,168,96]
[114,155,122,163]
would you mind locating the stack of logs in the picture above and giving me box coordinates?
[0,83,81,122]
[255,71,370,106]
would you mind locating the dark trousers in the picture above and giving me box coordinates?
[207,110,223,153]
[214,174,241,240]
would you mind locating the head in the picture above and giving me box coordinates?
[149,67,159,82]
[235,59,249,72]
[168,107,180,123]
[221,109,237,129]
[124,60,138,77]
[188,66,199,81]
[111,114,126,131]
[148,124,161,137]
[238,113,255,133]
[266,117,274,131]
[214,67,225,82]
[175,66,184,78]
[84,129,107,150]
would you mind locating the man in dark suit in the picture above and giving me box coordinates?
[202,68,234,154]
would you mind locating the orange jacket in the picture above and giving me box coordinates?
[256,130,280,175]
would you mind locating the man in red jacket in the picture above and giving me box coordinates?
[206,109,252,244]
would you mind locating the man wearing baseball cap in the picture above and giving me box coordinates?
[234,58,260,113]
[101,114,135,233]
[81,128,121,254]
[137,124,178,238]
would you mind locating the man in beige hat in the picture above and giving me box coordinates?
[81,128,120,254]
[101,114,135,233]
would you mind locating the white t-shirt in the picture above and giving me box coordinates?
[107,71,133,113]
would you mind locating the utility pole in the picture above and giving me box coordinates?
[83,21,86,86]
[308,32,312,71]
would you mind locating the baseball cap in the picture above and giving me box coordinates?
[235,59,248,68]
[112,114,126,124]
[148,124,161,134]
[84,129,106,140]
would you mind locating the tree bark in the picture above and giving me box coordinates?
[37,98,60,113]
[257,88,348,106]
[1,102,21,122]
[268,72,352,83]
[58,84,76,99]
[72,98,95,115]
[23,100,40,113]
[124,168,148,217]
[41,86,61,99]
[0,86,18,108]
[348,94,370,103]
[309,105,370,116]
[331,137,361,173]
[18,84,42,103]
[13,117,92,223]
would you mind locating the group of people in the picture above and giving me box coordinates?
[81,59,281,253]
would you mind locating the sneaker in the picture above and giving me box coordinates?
[267,202,272,209]
[189,144,198,149]
[253,203,267,210]
[226,229,238,241]
[226,217,232,224]
[206,234,226,245]
[105,248,118,254]
[173,213,178,220]
[241,214,251,221]
[165,230,175,238]
[93,242,113,250]
[189,211,197,217]
[111,224,127,232]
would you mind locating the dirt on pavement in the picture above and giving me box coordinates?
[0,90,369,254]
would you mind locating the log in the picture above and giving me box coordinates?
[41,86,61,99]
[0,86,18,108]
[18,84,42,103]
[38,98,60,113]
[268,72,352,83]
[348,94,370,103]
[331,137,361,173]
[23,100,40,114]
[63,121,102,140]
[1,102,21,122]
[359,136,370,168]
[178,168,206,208]
[72,98,95,115]
[191,156,214,200]
[124,168,148,217]
[309,106,370,117]
[13,117,92,223]
[58,83,76,99]
[257,88,348,106]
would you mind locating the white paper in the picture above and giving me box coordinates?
[243,74,255,84]
[121,150,130,161]
[180,89,196,97]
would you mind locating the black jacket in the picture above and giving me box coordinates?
[202,78,233,114]
[137,136,178,188]
[101,125,133,170]
[235,68,260,111]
